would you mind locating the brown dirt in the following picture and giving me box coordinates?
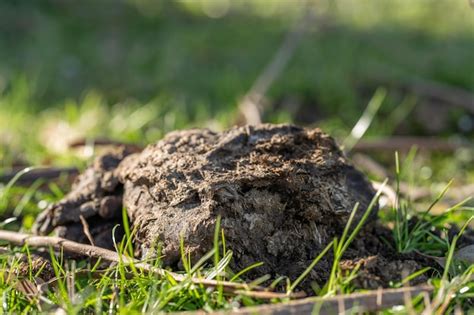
[32,124,436,291]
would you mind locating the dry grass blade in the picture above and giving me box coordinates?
[79,215,95,246]
[343,88,386,152]
[0,230,300,299]
[372,180,397,207]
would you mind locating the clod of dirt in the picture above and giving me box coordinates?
[34,147,133,249]
[34,124,378,286]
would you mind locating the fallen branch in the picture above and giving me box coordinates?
[0,230,303,300]
[204,285,434,315]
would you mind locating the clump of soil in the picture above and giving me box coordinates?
[34,147,132,249]
[33,124,431,290]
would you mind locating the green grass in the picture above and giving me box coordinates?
[0,210,266,314]
[391,153,473,255]
[0,161,472,313]
[324,181,386,296]
[0,0,473,313]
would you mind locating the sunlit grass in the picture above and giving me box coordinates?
[0,1,472,312]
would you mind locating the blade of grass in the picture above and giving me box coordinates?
[343,87,387,152]
[230,262,264,282]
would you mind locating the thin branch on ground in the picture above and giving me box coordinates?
[0,230,304,300]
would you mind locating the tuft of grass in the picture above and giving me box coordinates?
[323,180,387,296]
[391,152,473,255]
[389,217,474,314]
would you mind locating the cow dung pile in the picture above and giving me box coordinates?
[34,124,429,289]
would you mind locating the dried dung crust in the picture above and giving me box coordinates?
[34,147,133,248]
[34,124,378,285]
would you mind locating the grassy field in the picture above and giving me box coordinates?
[0,1,473,313]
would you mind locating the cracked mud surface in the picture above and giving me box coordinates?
[33,124,434,290]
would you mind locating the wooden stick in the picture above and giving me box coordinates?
[0,230,301,299]
[203,285,434,315]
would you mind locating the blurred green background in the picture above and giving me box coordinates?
[0,0,473,174]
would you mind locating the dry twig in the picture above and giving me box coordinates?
[0,230,303,300]
[79,215,95,246]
